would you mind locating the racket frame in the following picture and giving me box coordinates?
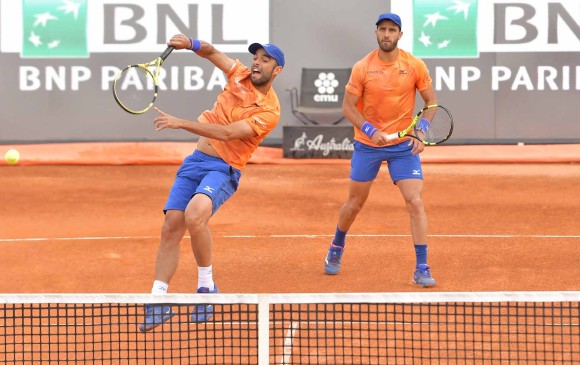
[386,104,453,145]
[112,46,174,115]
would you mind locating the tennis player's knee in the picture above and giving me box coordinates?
[184,211,209,233]
[405,196,425,216]
[160,219,185,243]
[344,199,365,216]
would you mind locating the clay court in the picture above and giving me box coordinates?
[1,143,579,295]
[1,143,579,364]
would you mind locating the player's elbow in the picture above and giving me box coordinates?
[342,105,358,123]
[211,133,230,142]
[342,100,357,116]
[213,128,236,142]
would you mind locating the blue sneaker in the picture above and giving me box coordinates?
[413,264,436,287]
[139,304,175,332]
[324,243,344,275]
[191,285,218,323]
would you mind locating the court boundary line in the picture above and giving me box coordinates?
[1,233,579,243]
[281,321,299,365]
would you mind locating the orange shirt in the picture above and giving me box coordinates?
[346,49,432,146]
[199,60,280,170]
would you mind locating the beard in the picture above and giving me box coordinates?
[250,68,273,87]
[377,37,398,53]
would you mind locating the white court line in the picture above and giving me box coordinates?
[0,233,579,243]
[281,321,299,365]
[239,234,580,239]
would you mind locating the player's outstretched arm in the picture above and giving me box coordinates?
[167,34,235,74]
[153,107,257,141]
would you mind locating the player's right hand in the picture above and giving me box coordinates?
[167,34,191,50]
[371,131,389,147]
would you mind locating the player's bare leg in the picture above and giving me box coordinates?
[325,180,374,274]
[396,178,435,287]
[184,193,218,322]
[396,179,427,243]
[337,180,374,231]
[140,210,186,332]
[184,194,214,269]
[154,210,187,284]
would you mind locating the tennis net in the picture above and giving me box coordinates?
[0,292,578,364]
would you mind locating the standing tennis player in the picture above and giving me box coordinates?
[323,13,438,287]
[140,34,285,332]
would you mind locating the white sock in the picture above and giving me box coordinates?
[197,265,214,289]
[151,280,168,295]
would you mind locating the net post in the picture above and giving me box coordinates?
[257,294,270,365]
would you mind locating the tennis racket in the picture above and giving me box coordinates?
[386,104,454,145]
[112,46,174,114]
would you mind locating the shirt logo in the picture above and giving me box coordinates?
[412,169,421,175]
[235,76,248,94]
[203,186,214,193]
[252,115,267,128]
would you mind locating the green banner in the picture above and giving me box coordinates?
[22,0,88,58]
[412,0,478,58]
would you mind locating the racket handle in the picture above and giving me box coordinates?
[385,132,401,141]
[160,46,175,61]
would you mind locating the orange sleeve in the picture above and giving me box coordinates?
[226,59,242,79]
[345,61,365,97]
[414,58,432,92]
[244,110,278,137]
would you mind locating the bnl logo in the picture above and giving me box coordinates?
[412,0,478,58]
[409,0,580,57]
[22,0,88,57]
[314,72,339,103]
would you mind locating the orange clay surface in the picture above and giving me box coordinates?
[1,160,579,294]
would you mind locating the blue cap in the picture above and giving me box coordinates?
[376,12,402,29]
[248,43,285,67]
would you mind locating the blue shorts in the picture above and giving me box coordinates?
[164,150,242,215]
[350,141,423,183]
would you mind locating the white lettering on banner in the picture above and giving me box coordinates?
[20,66,227,92]
[434,65,580,91]
[20,67,40,91]
[290,133,354,157]
[0,0,269,54]
[435,66,481,91]
[19,65,580,92]
[20,66,92,91]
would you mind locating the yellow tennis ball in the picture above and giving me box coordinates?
[4,149,20,165]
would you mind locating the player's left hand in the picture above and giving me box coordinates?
[408,136,425,155]
[153,107,182,131]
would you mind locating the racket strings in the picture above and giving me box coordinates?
[416,107,453,144]
[114,66,157,113]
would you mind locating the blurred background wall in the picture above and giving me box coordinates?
[1,0,579,145]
